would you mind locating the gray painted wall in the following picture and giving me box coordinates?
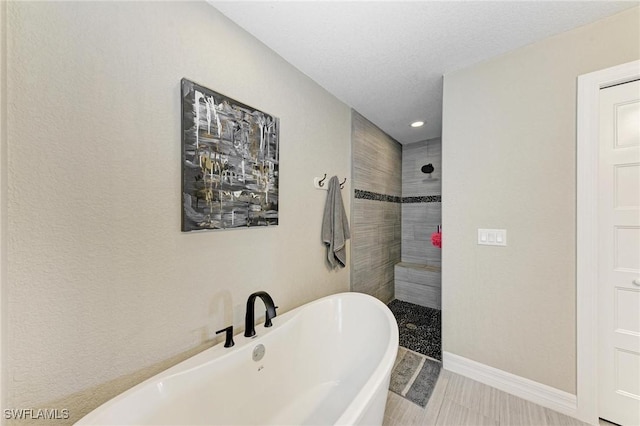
[4,2,351,421]
[351,111,402,303]
[442,7,639,393]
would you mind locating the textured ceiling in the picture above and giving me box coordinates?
[211,1,637,144]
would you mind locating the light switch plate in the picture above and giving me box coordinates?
[478,229,507,246]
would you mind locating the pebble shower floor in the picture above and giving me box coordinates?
[387,300,441,361]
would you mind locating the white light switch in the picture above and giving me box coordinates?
[478,229,507,246]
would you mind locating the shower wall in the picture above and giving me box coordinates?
[350,110,402,303]
[401,138,442,266]
[395,138,442,309]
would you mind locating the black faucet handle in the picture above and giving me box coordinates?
[215,325,235,348]
[264,306,278,327]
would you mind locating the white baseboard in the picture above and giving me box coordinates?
[443,351,578,418]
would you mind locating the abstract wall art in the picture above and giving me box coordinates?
[181,79,279,232]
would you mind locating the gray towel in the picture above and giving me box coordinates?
[321,176,351,268]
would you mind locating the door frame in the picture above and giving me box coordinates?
[576,59,640,425]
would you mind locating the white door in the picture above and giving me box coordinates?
[598,79,640,426]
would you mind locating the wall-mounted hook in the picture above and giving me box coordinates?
[314,174,346,190]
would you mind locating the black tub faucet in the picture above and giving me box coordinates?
[244,291,277,337]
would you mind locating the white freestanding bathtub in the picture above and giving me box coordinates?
[76,292,399,425]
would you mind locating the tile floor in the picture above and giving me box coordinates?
[385,302,616,426]
[383,368,596,426]
[388,299,441,361]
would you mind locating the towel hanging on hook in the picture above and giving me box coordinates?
[321,176,351,268]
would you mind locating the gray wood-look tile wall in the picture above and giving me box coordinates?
[352,111,402,196]
[401,139,442,266]
[402,139,442,197]
[402,203,442,266]
[395,139,442,309]
[351,111,402,303]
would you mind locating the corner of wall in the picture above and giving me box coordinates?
[350,110,402,303]
[0,0,8,421]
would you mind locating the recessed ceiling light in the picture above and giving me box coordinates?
[410,121,424,128]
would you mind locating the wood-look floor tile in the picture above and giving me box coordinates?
[384,390,431,426]
[500,392,549,425]
[544,409,591,426]
[421,368,451,424]
[398,399,429,425]
[435,399,499,426]
[442,371,504,421]
[383,413,400,426]
[384,390,406,421]
[384,367,590,426]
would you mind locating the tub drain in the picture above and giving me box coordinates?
[252,344,265,362]
[405,323,418,330]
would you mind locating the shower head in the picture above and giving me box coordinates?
[421,164,435,174]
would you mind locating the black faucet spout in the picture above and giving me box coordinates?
[244,291,277,337]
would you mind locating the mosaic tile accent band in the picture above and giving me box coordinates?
[354,189,401,203]
[402,195,441,203]
[354,189,441,204]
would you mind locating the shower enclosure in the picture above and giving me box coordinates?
[395,138,442,309]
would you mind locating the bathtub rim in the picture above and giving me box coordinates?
[75,291,399,425]
[333,292,399,425]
